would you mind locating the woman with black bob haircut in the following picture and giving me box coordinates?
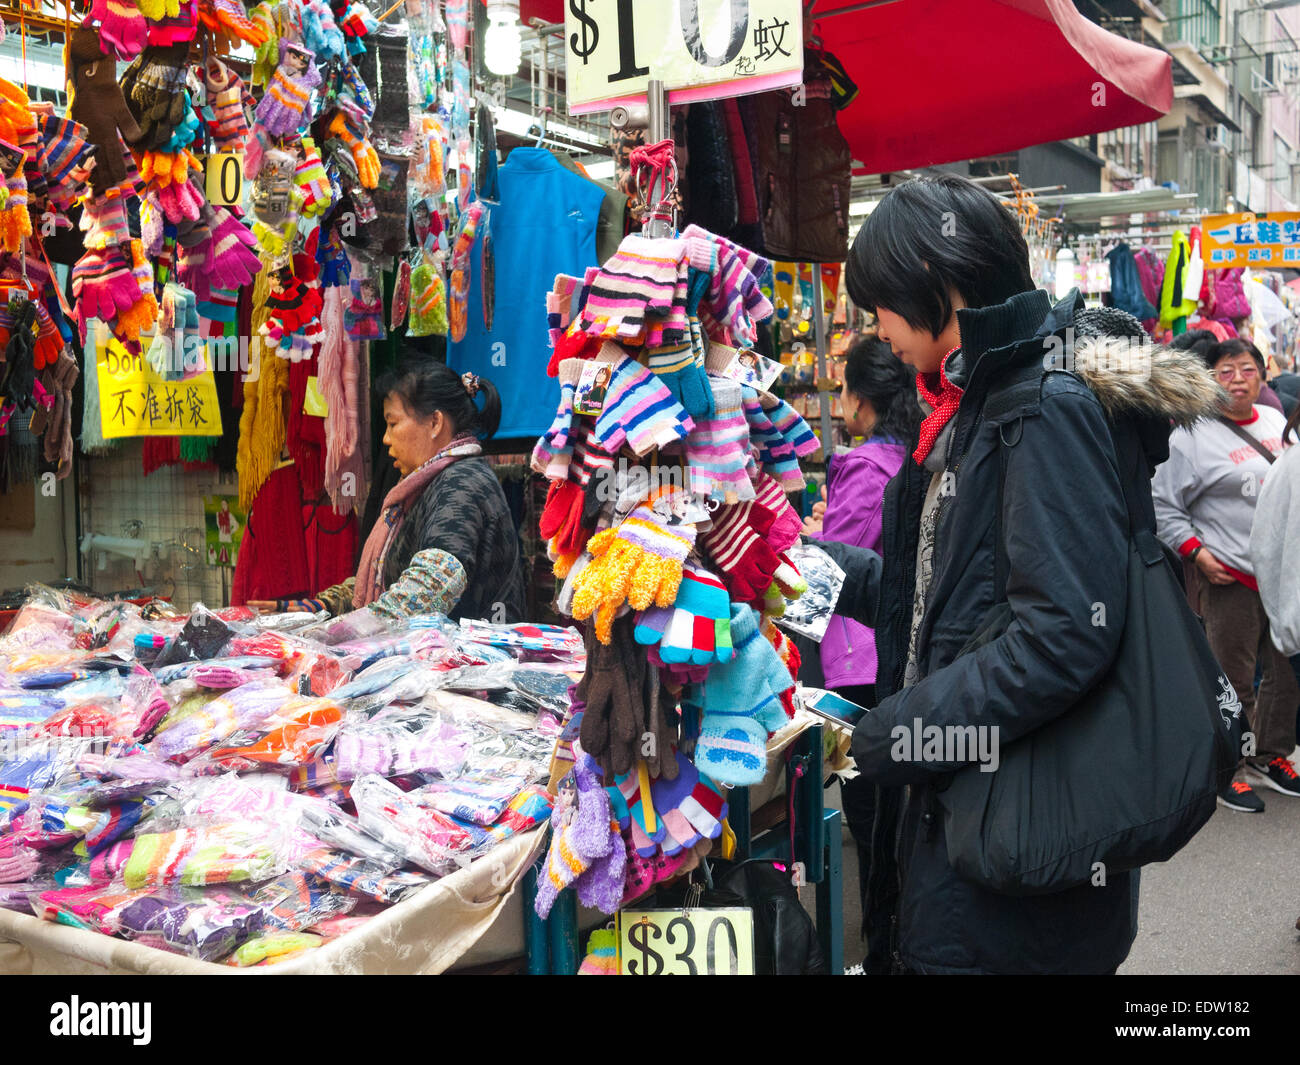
[251,357,525,623]
[815,173,1221,974]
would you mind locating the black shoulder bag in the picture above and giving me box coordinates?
[936,390,1243,896]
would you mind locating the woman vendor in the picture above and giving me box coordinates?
[249,358,526,623]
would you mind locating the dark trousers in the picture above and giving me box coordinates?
[1199,580,1300,768]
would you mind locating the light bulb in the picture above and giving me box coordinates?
[484,1,521,76]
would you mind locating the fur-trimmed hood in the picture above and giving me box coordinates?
[1071,335,1224,429]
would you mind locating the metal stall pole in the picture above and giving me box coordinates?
[644,79,673,240]
[811,269,834,460]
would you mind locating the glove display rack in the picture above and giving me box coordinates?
[525,134,843,975]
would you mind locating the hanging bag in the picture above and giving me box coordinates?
[936,392,1243,897]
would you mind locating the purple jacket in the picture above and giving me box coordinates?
[812,437,908,689]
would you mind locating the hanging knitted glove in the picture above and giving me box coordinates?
[72,245,142,338]
[571,495,696,645]
[576,616,647,782]
[696,496,788,605]
[294,137,332,217]
[591,352,693,457]
[203,59,250,153]
[146,0,199,45]
[157,95,202,154]
[122,44,191,151]
[645,339,714,422]
[447,202,482,342]
[691,604,793,786]
[577,233,686,343]
[91,0,149,60]
[302,0,345,60]
[255,42,321,137]
[79,194,132,250]
[69,24,144,193]
[327,101,378,188]
[531,359,580,480]
[633,562,734,665]
[610,768,666,857]
[683,377,754,504]
[155,176,203,222]
[201,207,261,289]
[648,758,727,854]
[533,753,617,919]
[538,479,587,559]
[136,0,180,20]
[248,3,279,86]
[739,384,804,491]
[201,0,266,45]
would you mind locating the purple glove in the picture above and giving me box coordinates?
[254,42,322,137]
[91,0,149,60]
[649,757,727,855]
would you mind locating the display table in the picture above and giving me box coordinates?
[0,827,546,975]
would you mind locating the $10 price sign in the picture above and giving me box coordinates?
[616,908,755,975]
[565,0,803,115]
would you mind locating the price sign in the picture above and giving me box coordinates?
[617,908,755,975]
[95,329,222,439]
[565,0,803,115]
[205,153,244,207]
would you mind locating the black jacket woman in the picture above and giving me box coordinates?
[816,175,1220,974]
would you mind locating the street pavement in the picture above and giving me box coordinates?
[816,752,1300,975]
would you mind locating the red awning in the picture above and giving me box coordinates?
[516,0,1172,175]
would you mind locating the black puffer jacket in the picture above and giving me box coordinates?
[820,290,1220,974]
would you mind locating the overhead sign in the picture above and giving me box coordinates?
[96,333,223,439]
[1202,211,1300,269]
[565,0,804,115]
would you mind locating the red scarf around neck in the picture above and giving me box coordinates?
[913,346,964,465]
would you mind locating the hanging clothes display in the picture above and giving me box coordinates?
[448,147,604,440]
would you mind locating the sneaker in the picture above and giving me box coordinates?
[1217,780,1265,812]
[844,962,866,976]
[1252,758,1300,797]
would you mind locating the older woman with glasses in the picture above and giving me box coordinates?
[1154,338,1300,812]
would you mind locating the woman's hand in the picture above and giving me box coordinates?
[801,485,827,536]
[245,599,280,614]
[1195,548,1236,586]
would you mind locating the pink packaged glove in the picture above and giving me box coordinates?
[91,0,149,60]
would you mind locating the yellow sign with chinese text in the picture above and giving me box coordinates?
[96,334,223,439]
[564,0,803,114]
[1201,211,1300,269]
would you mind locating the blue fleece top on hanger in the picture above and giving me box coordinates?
[449,147,604,439]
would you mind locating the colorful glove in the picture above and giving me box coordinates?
[203,59,249,151]
[633,562,734,665]
[122,44,191,150]
[648,758,727,854]
[255,42,322,137]
[249,3,279,86]
[91,0,149,59]
[407,261,446,336]
[137,0,180,20]
[531,360,580,479]
[684,377,754,504]
[645,339,715,422]
[691,604,793,786]
[158,97,201,153]
[576,616,647,782]
[609,767,664,857]
[302,0,345,60]
[327,105,379,189]
[534,754,616,919]
[72,245,142,334]
[697,495,792,605]
[201,0,266,45]
[80,194,132,250]
[145,0,198,45]
[156,177,203,222]
[571,496,696,645]
[205,208,262,288]
[294,137,332,217]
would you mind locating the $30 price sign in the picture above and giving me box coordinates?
[616,908,755,975]
[565,0,803,114]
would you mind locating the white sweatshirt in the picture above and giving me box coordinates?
[1152,405,1288,579]
[1250,442,1300,655]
